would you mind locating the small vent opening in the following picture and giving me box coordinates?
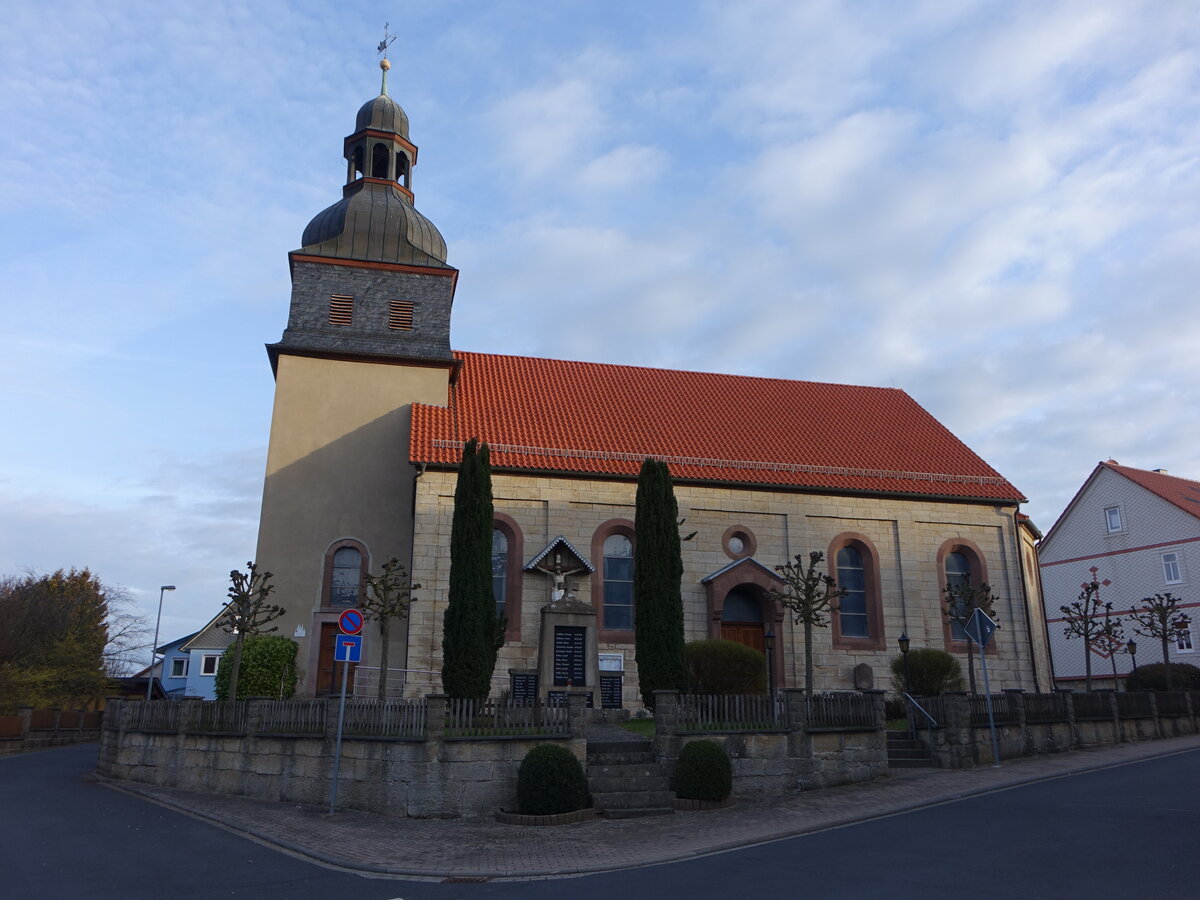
[329,294,353,327]
[388,299,414,331]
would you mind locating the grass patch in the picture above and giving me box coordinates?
[886,718,909,731]
[619,718,656,738]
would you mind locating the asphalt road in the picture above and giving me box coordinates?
[3,743,1196,899]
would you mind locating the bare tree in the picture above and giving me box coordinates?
[218,562,285,701]
[101,584,151,676]
[1059,580,1113,692]
[1129,592,1192,691]
[359,557,420,701]
[770,551,847,697]
[944,579,999,694]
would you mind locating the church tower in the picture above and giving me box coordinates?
[255,59,456,696]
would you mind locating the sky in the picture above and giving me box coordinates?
[2,0,1198,652]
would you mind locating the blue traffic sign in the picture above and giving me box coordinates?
[338,608,364,635]
[334,634,362,663]
[964,608,998,648]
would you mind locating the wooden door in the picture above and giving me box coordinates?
[317,622,358,696]
[721,622,765,655]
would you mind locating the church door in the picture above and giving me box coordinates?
[720,588,765,653]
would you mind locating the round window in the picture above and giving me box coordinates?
[722,526,756,560]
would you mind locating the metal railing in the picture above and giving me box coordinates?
[902,693,939,740]
[676,693,786,732]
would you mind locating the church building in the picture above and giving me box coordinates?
[254,66,1052,704]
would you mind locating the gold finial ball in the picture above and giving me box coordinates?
[380,58,392,71]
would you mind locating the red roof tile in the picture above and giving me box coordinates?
[409,352,1025,502]
[1102,462,1200,521]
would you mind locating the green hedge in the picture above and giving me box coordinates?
[517,744,589,815]
[214,635,298,701]
[672,739,732,802]
[890,648,964,696]
[1126,662,1200,692]
[685,639,767,695]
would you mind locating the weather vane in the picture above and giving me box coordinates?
[377,23,397,94]
[378,23,397,60]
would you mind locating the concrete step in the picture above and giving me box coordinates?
[888,757,938,769]
[586,762,662,778]
[886,732,934,767]
[587,751,657,766]
[591,789,675,810]
[587,773,669,793]
[601,806,675,819]
[586,739,652,756]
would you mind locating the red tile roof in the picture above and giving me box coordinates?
[409,352,1025,502]
[1103,461,1200,520]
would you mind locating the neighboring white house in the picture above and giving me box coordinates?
[1039,461,1200,686]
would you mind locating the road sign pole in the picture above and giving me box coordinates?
[979,640,1001,768]
[329,659,349,814]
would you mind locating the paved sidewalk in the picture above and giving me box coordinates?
[102,735,1200,881]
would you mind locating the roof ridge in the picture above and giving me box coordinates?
[451,349,908,395]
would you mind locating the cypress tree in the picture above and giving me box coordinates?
[442,438,498,700]
[634,458,689,707]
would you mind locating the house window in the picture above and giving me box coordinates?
[1105,506,1123,533]
[388,299,414,330]
[836,546,868,638]
[329,294,353,326]
[492,528,508,622]
[169,658,188,679]
[200,655,220,676]
[1163,552,1183,585]
[1178,627,1194,653]
[602,533,635,631]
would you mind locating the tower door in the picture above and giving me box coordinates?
[317,622,358,696]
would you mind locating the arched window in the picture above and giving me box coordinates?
[828,533,885,650]
[352,144,365,178]
[492,514,523,642]
[592,520,636,639]
[328,542,360,607]
[837,546,868,638]
[492,528,508,621]
[603,534,634,630]
[396,151,410,187]
[937,539,989,648]
[371,143,389,178]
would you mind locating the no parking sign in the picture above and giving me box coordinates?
[338,608,364,635]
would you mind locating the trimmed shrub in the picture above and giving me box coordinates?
[673,739,732,802]
[516,744,589,815]
[1126,663,1200,692]
[685,639,767,695]
[890,648,964,696]
[214,635,297,701]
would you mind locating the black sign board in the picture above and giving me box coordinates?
[553,626,587,686]
[510,671,538,704]
[548,690,594,708]
[600,674,623,709]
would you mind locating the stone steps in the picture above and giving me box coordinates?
[887,732,935,768]
[586,737,675,818]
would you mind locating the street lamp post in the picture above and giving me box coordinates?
[1126,639,1138,690]
[146,584,176,701]
[764,626,776,697]
[898,632,912,695]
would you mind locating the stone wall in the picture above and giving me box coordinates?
[653,689,888,796]
[97,696,587,819]
[919,690,1199,767]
